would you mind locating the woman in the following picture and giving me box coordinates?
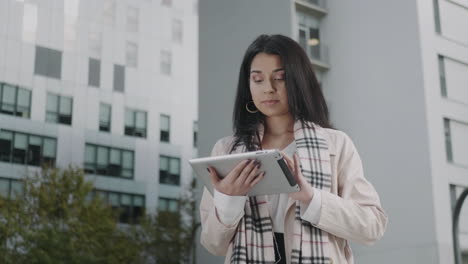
[200,34,388,264]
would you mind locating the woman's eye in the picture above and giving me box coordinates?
[253,79,263,83]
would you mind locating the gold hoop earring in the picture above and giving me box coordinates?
[245,101,258,113]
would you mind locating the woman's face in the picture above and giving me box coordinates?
[249,53,290,118]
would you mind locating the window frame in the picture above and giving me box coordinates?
[45,93,73,125]
[93,189,145,224]
[158,197,179,212]
[0,129,57,167]
[99,103,112,132]
[0,83,32,118]
[160,114,170,143]
[84,143,135,179]
[124,108,147,138]
[159,155,180,186]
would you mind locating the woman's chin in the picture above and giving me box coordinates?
[260,110,290,118]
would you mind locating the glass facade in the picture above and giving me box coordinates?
[0,178,24,199]
[159,155,180,186]
[158,197,178,212]
[0,83,31,118]
[99,103,112,132]
[84,144,134,179]
[0,130,56,166]
[113,64,125,92]
[160,114,170,142]
[34,46,62,79]
[297,11,321,61]
[125,109,147,138]
[46,93,73,125]
[88,58,101,87]
[93,189,145,224]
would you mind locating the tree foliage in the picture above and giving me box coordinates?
[0,166,140,264]
[0,166,200,264]
[131,179,199,264]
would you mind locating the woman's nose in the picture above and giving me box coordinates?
[263,79,276,93]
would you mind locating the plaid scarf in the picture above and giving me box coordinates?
[230,121,332,264]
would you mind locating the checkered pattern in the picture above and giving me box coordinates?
[230,121,332,264]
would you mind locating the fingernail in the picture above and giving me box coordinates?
[207,168,211,173]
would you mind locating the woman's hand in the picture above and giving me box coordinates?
[282,152,314,204]
[208,159,265,196]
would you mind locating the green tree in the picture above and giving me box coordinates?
[0,166,141,264]
[131,179,200,264]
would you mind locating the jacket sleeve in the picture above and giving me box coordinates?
[315,132,388,246]
[199,138,245,256]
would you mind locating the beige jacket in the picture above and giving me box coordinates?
[200,128,388,264]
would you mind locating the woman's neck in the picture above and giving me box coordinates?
[264,114,294,138]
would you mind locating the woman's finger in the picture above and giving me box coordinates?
[225,159,251,182]
[235,159,257,183]
[280,151,295,173]
[293,153,308,185]
[293,153,301,175]
[249,171,265,187]
[207,166,220,186]
[245,161,261,185]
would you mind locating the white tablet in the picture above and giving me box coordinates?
[188,149,300,196]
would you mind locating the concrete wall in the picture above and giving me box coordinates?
[322,0,438,262]
[197,0,292,262]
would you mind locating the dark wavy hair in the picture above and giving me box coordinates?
[231,34,333,153]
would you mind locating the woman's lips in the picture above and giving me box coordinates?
[262,100,279,106]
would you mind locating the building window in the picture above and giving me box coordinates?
[438,55,447,97]
[160,114,170,142]
[444,118,453,162]
[0,178,24,199]
[84,144,134,179]
[46,93,73,125]
[160,50,172,75]
[159,156,180,186]
[113,64,125,92]
[193,121,198,148]
[126,6,139,32]
[0,130,57,167]
[125,109,147,138]
[0,82,31,118]
[433,0,441,33]
[99,103,111,132]
[297,11,321,61]
[88,58,101,87]
[102,0,116,26]
[125,41,138,68]
[34,46,62,79]
[93,190,145,224]
[158,197,179,212]
[172,19,183,43]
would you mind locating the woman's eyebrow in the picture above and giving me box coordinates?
[250,68,284,74]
